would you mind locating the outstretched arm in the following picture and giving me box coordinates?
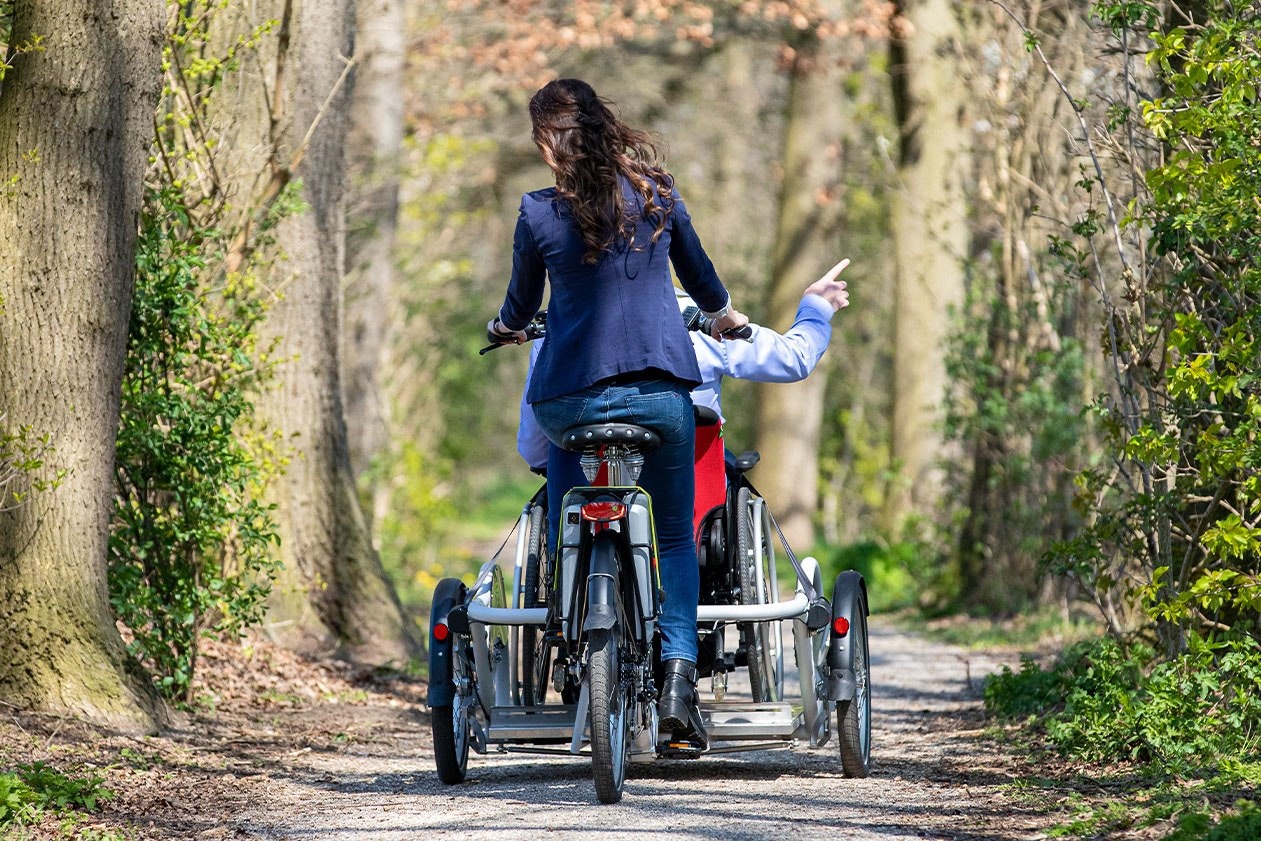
[717,259,850,383]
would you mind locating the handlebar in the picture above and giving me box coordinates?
[680,306,754,342]
[480,306,752,355]
[479,312,548,355]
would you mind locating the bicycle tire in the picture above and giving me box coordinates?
[588,627,630,804]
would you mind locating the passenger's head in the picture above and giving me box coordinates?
[528,79,673,263]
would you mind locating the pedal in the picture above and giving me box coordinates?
[711,670,727,702]
[657,740,703,760]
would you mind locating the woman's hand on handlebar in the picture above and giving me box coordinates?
[486,317,529,346]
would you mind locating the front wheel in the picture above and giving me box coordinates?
[432,693,471,784]
[837,591,871,778]
[588,628,630,804]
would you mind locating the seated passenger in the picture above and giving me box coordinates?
[518,258,851,534]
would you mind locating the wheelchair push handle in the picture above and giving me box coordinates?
[680,306,754,342]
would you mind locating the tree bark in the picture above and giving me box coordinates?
[342,0,404,490]
[0,0,164,729]
[888,0,971,522]
[249,0,421,663]
[754,26,848,551]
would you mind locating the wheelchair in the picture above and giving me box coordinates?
[427,405,872,802]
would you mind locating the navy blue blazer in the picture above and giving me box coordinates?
[498,180,730,404]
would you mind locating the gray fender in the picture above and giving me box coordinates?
[827,570,867,702]
[583,535,620,632]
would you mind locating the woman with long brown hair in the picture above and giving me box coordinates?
[489,78,747,749]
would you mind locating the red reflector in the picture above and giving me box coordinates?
[832,617,850,637]
[580,501,627,522]
[433,622,450,642]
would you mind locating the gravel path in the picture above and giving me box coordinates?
[226,621,1058,840]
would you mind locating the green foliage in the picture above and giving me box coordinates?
[373,441,460,609]
[0,763,112,827]
[0,414,64,511]
[821,526,943,613]
[986,634,1261,778]
[109,0,287,703]
[110,186,281,702]
[1164,801,1261,841]
[1048,0,1261,651]
[940,268,1090,612]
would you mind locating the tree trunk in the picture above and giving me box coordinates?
[888,0,971,523]
[251,0,421,663]
[342,0,404,491]
[754,26,848,551]
[0,0,164,729]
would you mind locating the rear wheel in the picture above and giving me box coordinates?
[520,502,549,705]
[736,487,778,702]
[588,628,630,804]
[837,591,871,777]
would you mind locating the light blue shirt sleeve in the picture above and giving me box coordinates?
[517,341,550,470]
[689,293,835,420]
[520,293,835,462]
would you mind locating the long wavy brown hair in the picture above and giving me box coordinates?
[529,79,675,264]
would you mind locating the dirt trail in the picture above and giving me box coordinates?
[2,620,1073,839]
[209,621,1055,840]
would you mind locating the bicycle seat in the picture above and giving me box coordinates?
[694,405,720,427]
[560,423,662,453]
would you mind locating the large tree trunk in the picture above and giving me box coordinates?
[0,0,164,729]
[342,0,404,493]
[754,26,848,551]
[251,0,421,663]
[888,0,971,522]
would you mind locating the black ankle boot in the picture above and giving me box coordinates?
[659,659,707,748]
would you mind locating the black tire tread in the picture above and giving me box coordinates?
[588,629,625,804]
[432,704,467,784]
[837,595,871,778]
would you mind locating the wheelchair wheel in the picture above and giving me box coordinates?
[520,502,549,705]
[735,486,779,702]
[588,627,631,804]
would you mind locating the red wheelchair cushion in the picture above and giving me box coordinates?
[693,423,726,536]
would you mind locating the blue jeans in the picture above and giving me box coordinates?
[533,379,698,663]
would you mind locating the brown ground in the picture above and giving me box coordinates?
[0,622,1175,840]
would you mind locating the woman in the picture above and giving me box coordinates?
[489,78,747,748]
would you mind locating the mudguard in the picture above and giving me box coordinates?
[427,577,467,708]
[827,570,868,703]
[582,534,620,632]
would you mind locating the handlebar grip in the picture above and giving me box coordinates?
[723,324,754,342]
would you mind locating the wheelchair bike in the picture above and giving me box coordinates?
[426,316,872,803]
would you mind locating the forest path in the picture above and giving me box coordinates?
[209,620,1060,840]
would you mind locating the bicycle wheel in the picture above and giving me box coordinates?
[433,644,473,783]
[588,627,631,804]
[736,486,777,702]
[520,502,549,705]
[837,589,872,777]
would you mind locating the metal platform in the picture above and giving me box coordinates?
[485,701,801,744]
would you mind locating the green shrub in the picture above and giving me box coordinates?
[986,634,1261,778]
[0,763,112,827]
[1164,801,1261,841]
